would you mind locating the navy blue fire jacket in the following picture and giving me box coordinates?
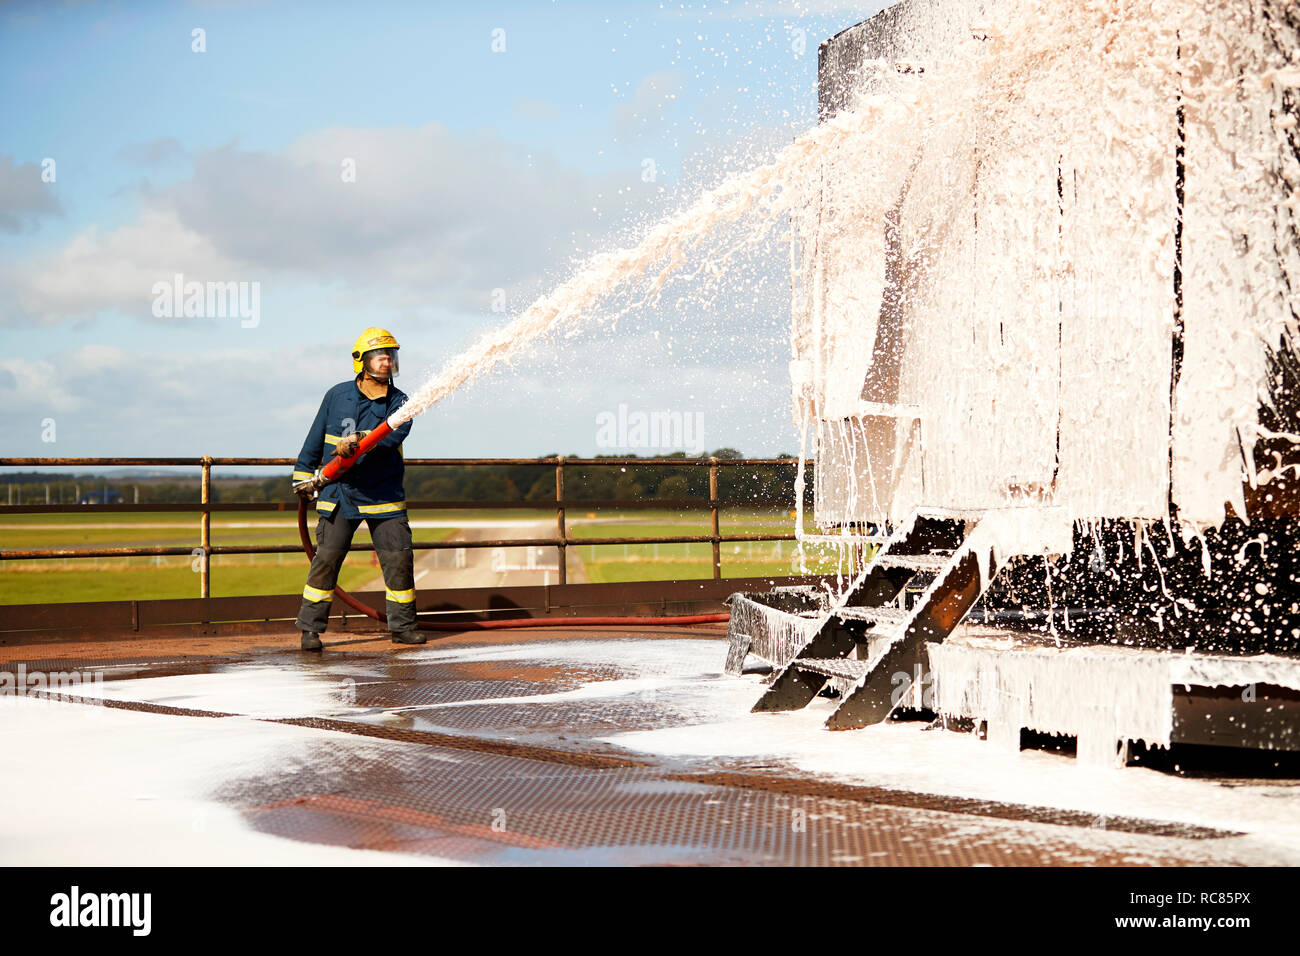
[293,378,413,519]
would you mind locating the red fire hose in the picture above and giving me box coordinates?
[296,424,729,630]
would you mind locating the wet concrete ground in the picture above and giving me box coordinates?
[2,625,1294,866]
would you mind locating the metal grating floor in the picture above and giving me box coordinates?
[0,627,1284,865]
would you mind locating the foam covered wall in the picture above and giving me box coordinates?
[795,0,1300,537]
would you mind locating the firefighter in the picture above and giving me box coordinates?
[291,328,424,650]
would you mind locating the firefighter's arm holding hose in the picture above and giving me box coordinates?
[294,421,400,497]
[294,421,409,501]
[291,397,332,499]
[292,446,361,497]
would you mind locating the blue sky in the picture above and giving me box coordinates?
[1,0,883,466]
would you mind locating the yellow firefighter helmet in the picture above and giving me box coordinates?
[351,328,400,374]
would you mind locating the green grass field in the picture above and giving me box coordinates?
[568,518,857,584]
[0,510,455,605]
[0,507,854,603]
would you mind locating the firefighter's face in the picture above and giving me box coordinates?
[363,348,397,380]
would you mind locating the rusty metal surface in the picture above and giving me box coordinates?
[0,497,794,516]
[0,532,798,560]
[226,750,1217,866]
[0,456,805,467]
[0,625,1274,866]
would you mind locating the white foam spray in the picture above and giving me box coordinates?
[389,0,1297,577]
[388,103,916,429]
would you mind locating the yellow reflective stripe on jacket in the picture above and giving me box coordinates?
[358,500,405,515]
[324,434,341,446]
[385,587,416,604]
[302,584,333,603]
[316,500,337,512]
[292,470,314,481]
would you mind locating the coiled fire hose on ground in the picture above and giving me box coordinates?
[293,425,729,630]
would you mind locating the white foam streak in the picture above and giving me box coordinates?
[389,105,915,428]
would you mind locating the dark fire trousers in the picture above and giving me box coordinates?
[295,511,417,635]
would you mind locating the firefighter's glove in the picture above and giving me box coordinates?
[336,431,370,459]
[293,472,322,500]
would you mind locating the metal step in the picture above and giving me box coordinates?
[833,605,909,625]
[747,514,970,714]
[826,537,1002,730]
[791,658,873,680]
[874,553,952,573]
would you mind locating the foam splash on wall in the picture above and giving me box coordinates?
[928,637,1177,749]
[930,630,1300,750]
[726,592,827,669]
[795,0,1300,539]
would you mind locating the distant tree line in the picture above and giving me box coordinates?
[0,473,290,505]
[406,450,811,505]
[1,453,817,506]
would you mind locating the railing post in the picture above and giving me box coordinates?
[555,457,567,586]
[709,457,721,580]
[200,455,212,601]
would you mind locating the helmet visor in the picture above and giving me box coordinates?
[361,347,399,378]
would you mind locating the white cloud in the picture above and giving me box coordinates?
[1,123,635,326]
[0,358,83,415]
[1,345,131,418]
[0,154,62,232]
[4,343,349,457]
[3,119,809,457]
[1,206,247,325]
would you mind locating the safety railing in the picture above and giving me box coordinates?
[0,456,809,598]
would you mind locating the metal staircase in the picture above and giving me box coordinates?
[748,511,1003,730]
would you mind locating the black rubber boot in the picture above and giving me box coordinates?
[301,631,324,651]
[391,630,426,645]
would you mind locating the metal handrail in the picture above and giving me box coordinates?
[0,456,813,466]
[0,456,811,595]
